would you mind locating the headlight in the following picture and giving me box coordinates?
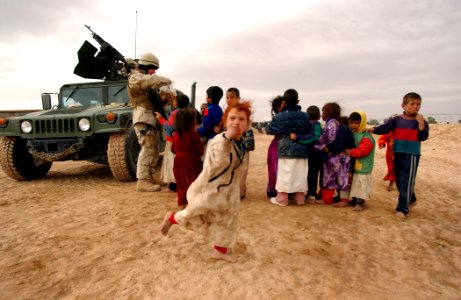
[78,118,91,131]
[0,117,8,127]
[20,120,32,133]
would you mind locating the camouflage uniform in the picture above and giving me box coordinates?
[127,69,172,191]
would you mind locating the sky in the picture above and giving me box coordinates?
[1,0,460,122]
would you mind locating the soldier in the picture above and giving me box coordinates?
[122,58,138,78]
[127,52,173,192]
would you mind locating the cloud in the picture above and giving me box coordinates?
[1,0,460,121]
[165,0,461,119]
[0,0,103,41]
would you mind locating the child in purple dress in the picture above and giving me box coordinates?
[266,95,285,198]
[314,102,352,204]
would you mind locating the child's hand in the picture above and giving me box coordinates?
[226,126,242,140]
[344,149,351,155]
[214,125,222,134]
[290,133,297,141]
[365,127,374,133]
[154,112,162,119]
[415,114,426,128]
[415,114,426,130]
[415,114,425,122]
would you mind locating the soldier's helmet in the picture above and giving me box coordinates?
[124,58,138,68]
[138,53,159,69]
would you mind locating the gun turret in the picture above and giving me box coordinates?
[74,25,126,81]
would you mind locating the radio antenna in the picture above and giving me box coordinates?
[134,11,138,59]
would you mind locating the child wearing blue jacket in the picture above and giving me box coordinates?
[266,89,311,206]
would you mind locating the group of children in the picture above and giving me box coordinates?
[266,91,429,219]
[158,88,429,263]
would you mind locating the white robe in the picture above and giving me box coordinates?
[275,158,308,193]
[174,133,245,248]
[160,141,176,183]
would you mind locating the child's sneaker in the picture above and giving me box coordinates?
[270,197,288,207]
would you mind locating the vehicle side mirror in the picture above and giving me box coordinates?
[41,93,52,110]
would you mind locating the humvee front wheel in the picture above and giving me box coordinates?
[0,136,52,180]
[107,127,140,182]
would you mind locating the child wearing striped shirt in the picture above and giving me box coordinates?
[369,92,429,219]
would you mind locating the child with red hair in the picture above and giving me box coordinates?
[161,101,252,262]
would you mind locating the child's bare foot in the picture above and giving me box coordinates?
[160,187,175,193]
[387,181,394,192]
[306,195,316,204]
[395,211,406,219]
[210,249,237,263]
[353,204,364,211]
[160,212,173,236]
[332,200,348,207]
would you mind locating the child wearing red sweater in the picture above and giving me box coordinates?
[344,111,376,211]
[172,108,204,208]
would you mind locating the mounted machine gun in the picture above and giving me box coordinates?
[74,25,126,81]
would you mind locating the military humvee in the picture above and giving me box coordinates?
[0,26,165,182]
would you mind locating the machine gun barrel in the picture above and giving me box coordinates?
[84,25,125,63]
[85,25,106,46]
[74,25,127,80]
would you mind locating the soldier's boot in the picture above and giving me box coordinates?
[151,172,167,187]
[136,179,161,192]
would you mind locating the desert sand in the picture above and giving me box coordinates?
[0,124,460,299]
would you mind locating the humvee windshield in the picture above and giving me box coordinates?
[61,84,129,108]
[108,85,129,104]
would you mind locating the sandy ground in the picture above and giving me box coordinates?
[0,124,460,299]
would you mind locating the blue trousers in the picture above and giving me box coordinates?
[394,152,419,215]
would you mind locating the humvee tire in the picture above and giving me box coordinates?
[107,127,140,182]
[0,136,52,180]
